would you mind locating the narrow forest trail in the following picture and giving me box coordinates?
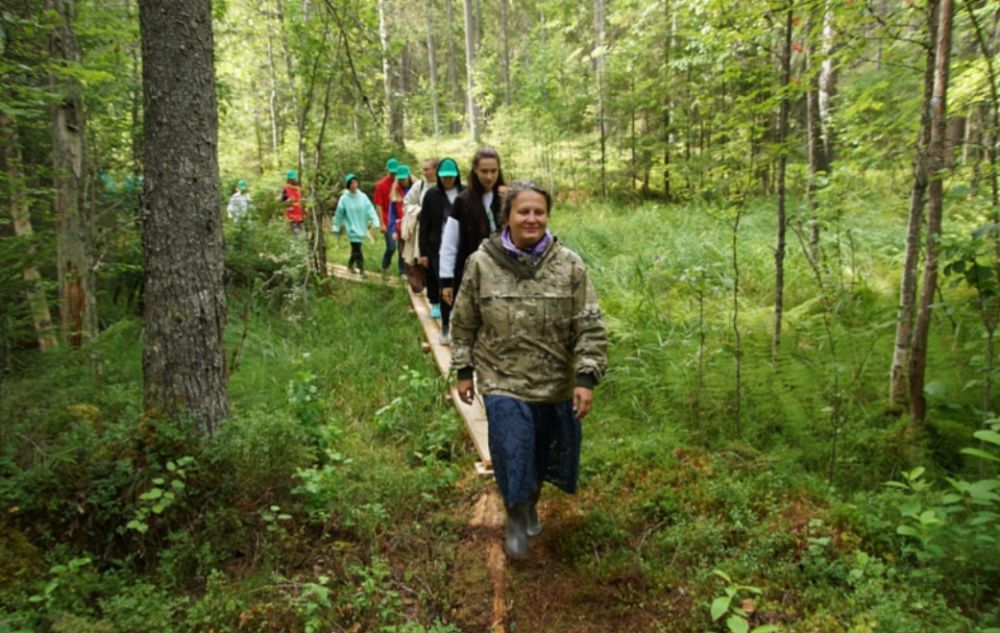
[327,264,669,631]
[328,264,512,631]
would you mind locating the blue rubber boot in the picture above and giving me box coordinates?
[430,303,441,319]
[526,491,542,539]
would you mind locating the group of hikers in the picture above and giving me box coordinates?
[228,147,609,560]
[330,149,504,348]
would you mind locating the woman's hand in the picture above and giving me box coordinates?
[442,288,453,305]
[573,387,593,419]
[419,256,429,268]
[457,378,475,404]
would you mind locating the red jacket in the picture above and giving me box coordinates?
[373,174,395,228]
[283,184,303,222]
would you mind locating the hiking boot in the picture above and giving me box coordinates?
[429,304,441,319]
[504,502,530,559]
[438,332,450,346]
[526,501,542,539]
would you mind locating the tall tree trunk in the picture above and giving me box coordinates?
[139,0,229,433]
[806,6,831,260]
[128,0,143,170]
[462,0,479,141]
[819,2,837,165]
[964,0,1000,217]
[394,41,408,145]
[446,0,460,133]
[426,0,441,135]
[889,0,939,407]
[594,0,607,197]
[662,0,672,200]
[377,0,400,144]
[2,112,58,351]
[265,27,281,157]
[500,0,511,107]
[909,0,954,427]
[48,0,97,348]
[773,2,793,365]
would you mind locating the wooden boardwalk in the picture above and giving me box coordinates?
[329,264,492,474]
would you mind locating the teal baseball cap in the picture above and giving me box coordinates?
[345,173,358,186]
[386,158,399,172]
[437,158,459,177]
[286,169,297,180]
[396,164,411,179]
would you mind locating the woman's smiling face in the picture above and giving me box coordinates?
[507,190,549,249]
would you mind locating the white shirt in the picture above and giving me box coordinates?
[227,191,251,221]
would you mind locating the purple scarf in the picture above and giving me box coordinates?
[501,227,553,261]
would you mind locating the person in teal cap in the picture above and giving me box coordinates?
[226,179,252,222]
[333,173,381,274]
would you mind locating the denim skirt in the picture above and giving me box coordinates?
[483,395,582,508]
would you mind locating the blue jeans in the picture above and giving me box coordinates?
[380,230,404,273]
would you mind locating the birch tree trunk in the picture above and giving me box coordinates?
[139,0,229,433]
[773,3,793,365]
[594,0,607,197]
[909,0,955,427]
[662,0,672,200]
[2,112,58,351]
[446,0,461,133]
[426,0,441,135]
[48,0,97,348]
[377,0,402,145]
[806,6,831,259]
[819,3,837,165]
[462,0,479,141]
[889,0,939,407]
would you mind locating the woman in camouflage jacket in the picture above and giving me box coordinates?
[450,181,608,559]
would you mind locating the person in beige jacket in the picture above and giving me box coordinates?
[399,158,438,280]
[450,181,608,559]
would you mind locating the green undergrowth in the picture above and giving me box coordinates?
[0,226,475,632]
[2,186,999,631]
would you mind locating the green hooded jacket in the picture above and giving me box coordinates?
[450,235,607,403]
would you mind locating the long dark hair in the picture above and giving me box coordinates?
[463,147,505,241]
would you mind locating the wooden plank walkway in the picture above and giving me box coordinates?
[329,264,493,474]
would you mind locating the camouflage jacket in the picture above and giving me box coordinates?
[450,235,608,403]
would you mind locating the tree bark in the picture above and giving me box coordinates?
[48,0,97,348]
[446,0,461,133]
[806,5,831,259]
[377,0,403,145]
[139,0,229,433]
[595,0,608,197]
[819,2,837,165]
[662,0,672,201]
[2,112,58,351]
[889,0,939,407]
[426,0,441,135]
[500,0,511,107]
[909,0,954,427]
[773,2,793,366]
[462,0,479,141]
